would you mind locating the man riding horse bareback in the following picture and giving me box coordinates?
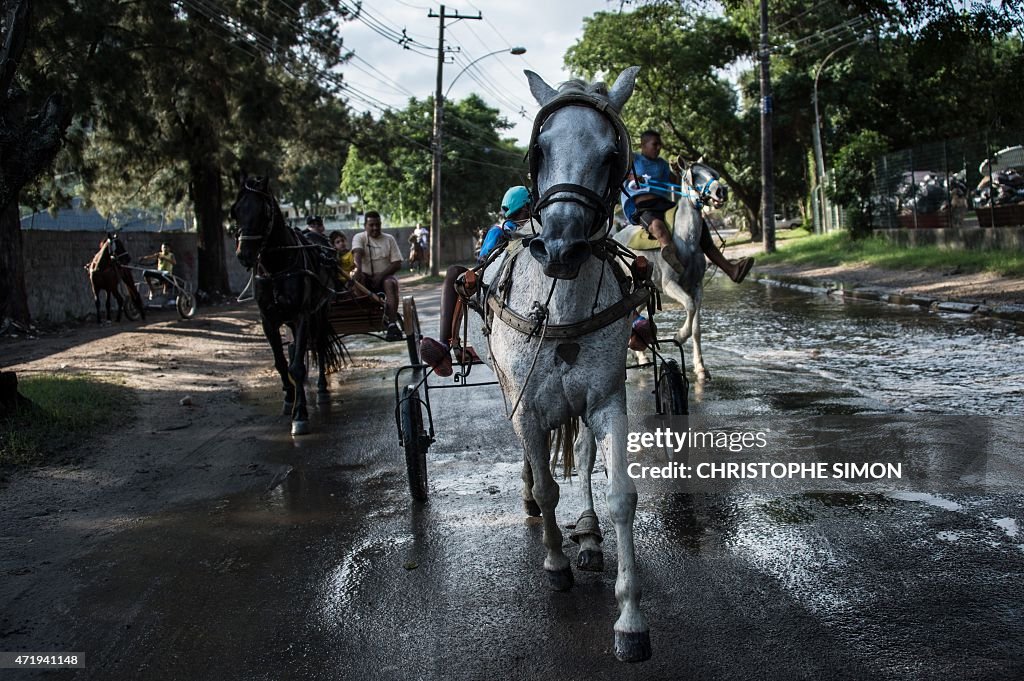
[622,130,753,283]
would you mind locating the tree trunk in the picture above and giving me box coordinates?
[0,2,71,328]
[189,159,229,298]
[0,199,30,328]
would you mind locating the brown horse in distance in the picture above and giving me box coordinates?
[86,234,146,323]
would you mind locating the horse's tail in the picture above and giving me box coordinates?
[548,416,580,480]
[310,310,349,374]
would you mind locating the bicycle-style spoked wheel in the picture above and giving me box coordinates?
[176,290,197,319]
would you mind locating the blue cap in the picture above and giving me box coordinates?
[501,186,531,218]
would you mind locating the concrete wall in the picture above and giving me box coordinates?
[24,231,198,323]
[877,226,1024,251]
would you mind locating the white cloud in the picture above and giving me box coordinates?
[337,0,618,146]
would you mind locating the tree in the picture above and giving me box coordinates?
[20,0,356,298]
[341,94,524,235]
[0,0,69,329]
[564,5,768,233]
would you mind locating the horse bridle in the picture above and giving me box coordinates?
[683,164,726,212]
[233,180,280,261]
[528,92,632,238]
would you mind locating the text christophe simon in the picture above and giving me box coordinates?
[626,427,903,481]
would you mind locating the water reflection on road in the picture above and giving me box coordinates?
[664,278,1024,414]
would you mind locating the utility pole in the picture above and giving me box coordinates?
[427,5,481,277]
[813,41,857,235]
[759,0,776,253]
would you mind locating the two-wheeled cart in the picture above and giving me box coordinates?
[393,334,689,502]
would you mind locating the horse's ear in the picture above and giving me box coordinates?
[525,70,558,106]
[607,66,640,113]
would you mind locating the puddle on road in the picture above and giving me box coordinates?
[663,281,1024,414]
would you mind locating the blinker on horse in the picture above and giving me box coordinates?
[233,176,344,435]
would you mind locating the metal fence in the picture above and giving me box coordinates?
[872,130,1024,230]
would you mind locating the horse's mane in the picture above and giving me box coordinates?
[88,241,111,271]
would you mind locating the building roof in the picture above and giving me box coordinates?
[21,198,190,232]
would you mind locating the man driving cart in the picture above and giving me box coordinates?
[139,243,177,300]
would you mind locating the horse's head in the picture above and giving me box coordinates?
[104,233,130,265]
[232,176,275,269]
[525,67,638,279]
[684,161,728,210]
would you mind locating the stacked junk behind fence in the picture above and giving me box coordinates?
[872,132,1024,229]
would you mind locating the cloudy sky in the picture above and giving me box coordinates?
[337,0,623,146]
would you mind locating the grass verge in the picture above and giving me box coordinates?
[721,226,812,248]
[750,230,1024,276]
[1,374,131,466]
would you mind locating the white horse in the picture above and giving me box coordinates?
[613,161,729,382]
[462,67,652,662]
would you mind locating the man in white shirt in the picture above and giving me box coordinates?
[351,211,404,341]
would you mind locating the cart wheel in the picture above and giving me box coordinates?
[658,359,688,415]
[400,385,429,501]
[120,281,141,321]
[402,297,422,365]
[176,291,197,319]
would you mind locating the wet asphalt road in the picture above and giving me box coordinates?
[5,278,1024,680]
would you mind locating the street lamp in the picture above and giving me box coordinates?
[812,40,856,234]
[430,46,526,276]
[444,47,527,99]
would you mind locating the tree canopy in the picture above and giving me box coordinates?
[20,0,358,296]
[341,94,525,232]
[568,0,1024,233]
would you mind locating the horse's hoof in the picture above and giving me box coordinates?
[577,549,604,572]
[614,630,652,663]
[282,401,294,416]
[316,391,330,405]
[545,566,574,592]
[523,498,542,517]
[291,420,310,436]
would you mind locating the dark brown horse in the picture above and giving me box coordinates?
[233,177,344,435]
[86,234,145,323]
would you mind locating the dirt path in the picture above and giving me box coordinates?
[0,275,443,621]
[1,304,293,617]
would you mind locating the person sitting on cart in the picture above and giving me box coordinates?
[329,230,355,287]
[351,211,404,341]
[418,185,534,377]
[140,243,176,297]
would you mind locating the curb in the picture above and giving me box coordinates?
[751,273,1024,323]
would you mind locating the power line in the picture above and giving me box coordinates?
[463,0,542,74]
[181,0,522,173]
[338,0,436,56]
[785,15,872,54]
[773,0,836,33]
[449,51,529,115]
[349,54,416,97]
